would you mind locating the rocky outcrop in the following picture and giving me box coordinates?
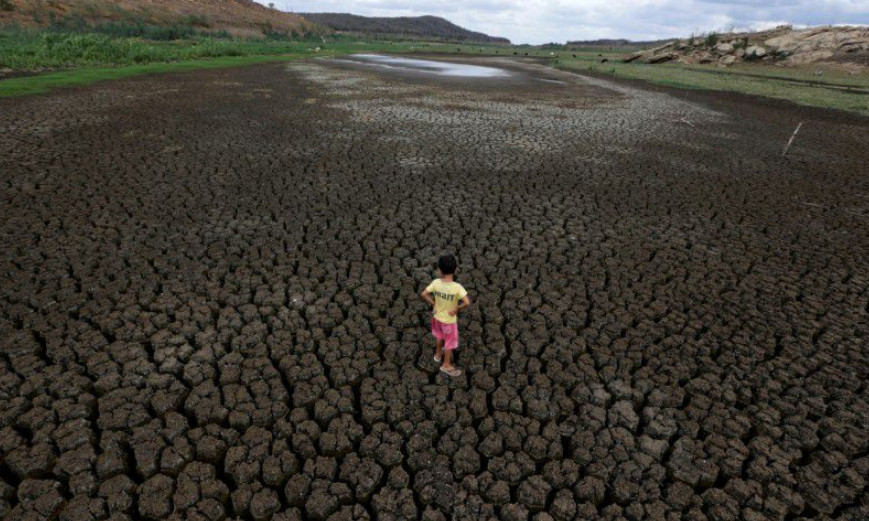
[624,25,869,67]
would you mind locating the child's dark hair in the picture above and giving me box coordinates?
[438,254,457,275]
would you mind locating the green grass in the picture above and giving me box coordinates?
[0,29,429,97]
[705,62,869,88]
[0,29,322,70]
[555,51,869,115]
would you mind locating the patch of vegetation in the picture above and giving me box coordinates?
[262,26,302,41]
[1,0,14,12]
[46,14,200,41]
[0,29,287,70]
[705,33,718,47]
[38,33,124,63]
[179,15,209,28]
[0,32,429,97]
[560,53,869,115]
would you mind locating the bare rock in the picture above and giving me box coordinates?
[715,43,735,55]
[645,53,677,64]
[785,50,835,65]
[746,46,768,59]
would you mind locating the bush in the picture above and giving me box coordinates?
[39,33,125,63]
[264,29,293,41]
[179,15,209,27]
[93,21,148,38]
[93,22,195,41]
[143,24,196,41]
[1,0,14,12]
[42,13,197,41]
[705,33,718,47]
[192,38,245,58]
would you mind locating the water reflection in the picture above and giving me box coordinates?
[339,54,511,78]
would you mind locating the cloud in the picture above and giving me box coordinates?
[261,0,869,44]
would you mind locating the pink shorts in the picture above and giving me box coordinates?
[431,318,459,350]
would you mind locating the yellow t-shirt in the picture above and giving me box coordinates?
[426,279,468,325]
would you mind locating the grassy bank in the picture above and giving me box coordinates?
[554,49,869,115]
[0,25,532,97]
[0,28,428,97]
[0,30,312,70]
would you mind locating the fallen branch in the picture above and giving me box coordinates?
[782,122,803,158]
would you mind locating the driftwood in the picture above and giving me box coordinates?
[782,122,803,157]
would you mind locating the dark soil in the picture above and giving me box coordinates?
[0,56,867,521]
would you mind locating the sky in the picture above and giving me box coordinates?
[257,0,869,45]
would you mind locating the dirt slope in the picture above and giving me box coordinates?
[0,0,313,37]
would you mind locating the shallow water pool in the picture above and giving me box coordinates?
[339,54,512,78]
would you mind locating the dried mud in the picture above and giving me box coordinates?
[0,56,868,521]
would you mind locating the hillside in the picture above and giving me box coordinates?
[301,13,510,44]
[0,0,313,38]
[566,38,667,48]
[624,25,869,68]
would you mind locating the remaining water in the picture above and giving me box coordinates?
[339,54,511,78]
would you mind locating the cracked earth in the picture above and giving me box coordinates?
[0,56,867,521]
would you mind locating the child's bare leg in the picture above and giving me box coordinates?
[442,349,453,369]
[435,338,444,359]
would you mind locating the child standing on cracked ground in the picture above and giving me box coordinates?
[421,254,471,378]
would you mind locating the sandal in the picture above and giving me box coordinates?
[434,354,442,363]
[440,366,462,378]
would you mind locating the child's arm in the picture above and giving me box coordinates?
[449,296,471,316]
[421,289,435,308]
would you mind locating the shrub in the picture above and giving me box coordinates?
[264,29,292,41]
[94,21,148,38]
[181,15,209,27]
[129,45,159,63]
[39,33,126,63]
[198,39,245,57]
[91,22,196,41]
[143,24,196,41]
[705,33,718,47]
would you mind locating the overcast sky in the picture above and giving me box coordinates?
[258,0,869,44]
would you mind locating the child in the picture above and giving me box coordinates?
[421,254,471,377]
